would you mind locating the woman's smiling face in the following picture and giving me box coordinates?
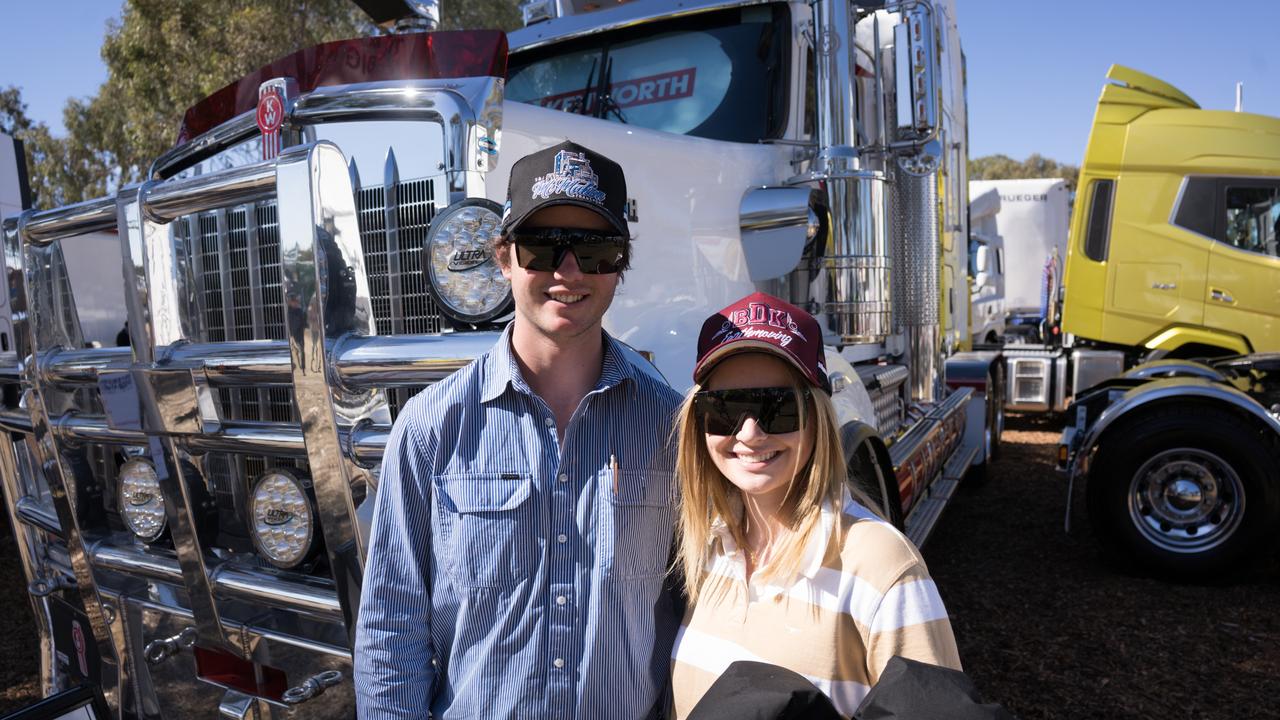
[702,353,815,510]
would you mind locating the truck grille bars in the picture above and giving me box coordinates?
[0,142,503,695]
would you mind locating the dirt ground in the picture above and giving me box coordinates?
[924,414,1280,719]
[0,416,1276,717]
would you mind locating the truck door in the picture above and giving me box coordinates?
[1204,178,1280,351]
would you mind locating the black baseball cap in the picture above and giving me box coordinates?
[501,141,630,237]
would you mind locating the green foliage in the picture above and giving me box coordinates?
[969,153,1079,191]
[19,0,522,210]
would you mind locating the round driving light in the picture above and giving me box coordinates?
[118,459,167,542]
[249,469,315,569]
[423,198,513,324]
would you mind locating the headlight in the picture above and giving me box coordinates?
[118,459,167,542]
[423,198,512,324]
[249,469,316,569]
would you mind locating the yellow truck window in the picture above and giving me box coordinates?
[1084,179,1115,262]
[1223,184,1280,257]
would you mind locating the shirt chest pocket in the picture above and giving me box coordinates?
[435,473,539,590]
[599,469,674,579]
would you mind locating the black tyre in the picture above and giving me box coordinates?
[1086,405,1280,581]
[848,441,903,530]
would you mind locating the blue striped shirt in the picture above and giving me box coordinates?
[354,326,683,719]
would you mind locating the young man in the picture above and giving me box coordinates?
[354,142,682,719]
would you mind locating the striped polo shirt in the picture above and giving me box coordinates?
[354,326,683,719]
[670,490,961,718]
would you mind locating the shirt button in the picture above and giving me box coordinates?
[556,595,567,606]
[557,533,567,543]
[553,658,565,669]
[558,473,568,483]
[544,417,554,427]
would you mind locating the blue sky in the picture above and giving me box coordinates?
[3,1,1278,166]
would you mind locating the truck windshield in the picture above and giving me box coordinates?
[506,4,789,143]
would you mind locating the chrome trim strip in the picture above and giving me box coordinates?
[181,421,307,456]
[163,341,293,386]
[278,141,388,642]
[383,150,405,333]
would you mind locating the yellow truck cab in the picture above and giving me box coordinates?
[1062,65,1280,358]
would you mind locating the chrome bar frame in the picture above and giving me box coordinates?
[9,210,130,710]
[277,141,390,642]
[120,182,236,652]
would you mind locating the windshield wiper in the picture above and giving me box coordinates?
[597,56,628,124]
[573,58,598,116]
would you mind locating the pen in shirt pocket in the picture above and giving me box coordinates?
[610,453,620,494]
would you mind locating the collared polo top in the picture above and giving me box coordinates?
[355,326,683,719]
[670,490,962,718]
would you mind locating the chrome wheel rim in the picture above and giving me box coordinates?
[1127,448,1245,554]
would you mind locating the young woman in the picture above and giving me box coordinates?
[670,292,961,718]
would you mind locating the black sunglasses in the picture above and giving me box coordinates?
[511,228,627,275]
[693,387,810,436]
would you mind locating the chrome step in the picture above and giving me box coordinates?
[904,441,979,548]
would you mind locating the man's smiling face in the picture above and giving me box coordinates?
[500,205,622,344]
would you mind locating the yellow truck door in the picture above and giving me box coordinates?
[1203,178,1280,351]
[1098,174,1208,344]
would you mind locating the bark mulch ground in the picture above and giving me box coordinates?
[924,414,1280,719]
[0,416,1275,717]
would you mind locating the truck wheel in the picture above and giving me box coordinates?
[1086,406,1280,581]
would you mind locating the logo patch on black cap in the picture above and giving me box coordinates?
[531,150,607,205]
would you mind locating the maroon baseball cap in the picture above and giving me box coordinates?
[694,292,831,394]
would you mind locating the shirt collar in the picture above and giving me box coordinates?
[480,324,638,404]
[709,490,840,583]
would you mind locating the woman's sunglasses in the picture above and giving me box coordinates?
[692,387,809,436]
[511,228,627,275]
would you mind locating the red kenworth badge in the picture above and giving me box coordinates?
[257,79,292,160]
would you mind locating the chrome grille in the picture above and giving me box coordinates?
[176,174,445,511]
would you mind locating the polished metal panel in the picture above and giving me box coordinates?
[291,77,504,197]
[822,172,890,343]
[739,186,817,284]
[277,141,390,641]
[20,195,117,245]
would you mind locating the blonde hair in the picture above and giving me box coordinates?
[673,361,880,602]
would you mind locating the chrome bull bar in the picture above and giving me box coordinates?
[0,135,498,712]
